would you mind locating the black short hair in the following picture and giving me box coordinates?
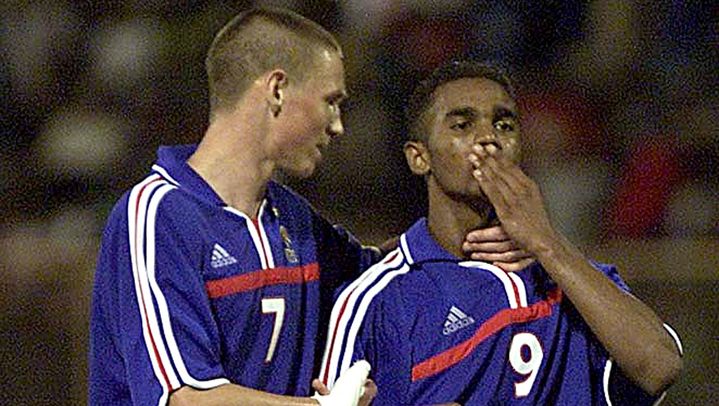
[206,7,342,117]
[406,61,516,143]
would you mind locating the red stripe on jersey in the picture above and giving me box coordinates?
[205,262,320,298]
[510,278,522,307]
[411,288,563,382]
[322,284,360,385]
[383,251,399,264]
[133,177,173,391]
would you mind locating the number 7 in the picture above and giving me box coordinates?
[261,298,285,363]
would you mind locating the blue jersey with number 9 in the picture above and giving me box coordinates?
[320,218,682,405]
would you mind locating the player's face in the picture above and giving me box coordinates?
[425,77,520,201]
[273,50,346,178]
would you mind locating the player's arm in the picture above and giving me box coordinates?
[169,384,318,406]
[170,361,373,406]
[469,144,683,396]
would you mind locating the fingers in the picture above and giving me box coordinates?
[358,380,378,406]
[464,225,509,243]
[467,248,533,263]
[493,258,536,273]
[463,239,516,254]
[469,146,512,212]
[312,379,330,396]
[470,144,530,197]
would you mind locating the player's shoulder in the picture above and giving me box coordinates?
[533,260,627,292]
[339,248,420,306]
[106,174,190,225]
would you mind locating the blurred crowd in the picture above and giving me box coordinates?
[0,0,717,404]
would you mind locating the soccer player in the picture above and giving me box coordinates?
[88,9,527,406]
[88,7,376,406]
[320,61,684,405]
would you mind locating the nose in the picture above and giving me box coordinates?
[327,112,344,138]
[474,125,501,149]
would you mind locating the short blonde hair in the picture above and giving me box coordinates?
[206,7,342,116]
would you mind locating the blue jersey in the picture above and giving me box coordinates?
[89,145,380,406]
[321,218,682,405]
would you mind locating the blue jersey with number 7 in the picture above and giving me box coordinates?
[89,145,380,406]
[320,218,682,405]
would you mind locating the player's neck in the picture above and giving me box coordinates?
[188,112,274,217]
[426,183,494,260]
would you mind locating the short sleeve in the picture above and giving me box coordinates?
[588,262,683,405]
[91,184,229,406]
[320,281,412,406]
[358,297,412,406]
[590,262,631,292]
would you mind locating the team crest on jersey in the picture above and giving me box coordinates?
[442,305,475,335]
[279,225,298,264]
[210,243,238,268]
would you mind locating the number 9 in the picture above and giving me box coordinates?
[509,332,543,397]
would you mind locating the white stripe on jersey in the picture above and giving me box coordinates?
[662,323,683,356]
[129,174,229,406]
[319,248,401,385]
[459,261,525,309]
[400,234,414,264]
[143,182,230,390]
[320,247,407,388]
[128,175,178,405]
[603,359,613,406]
[152,164,180,186]
[341,263,412,375]
[506,272,528,307]
[223,204,275,270]
[255,200,275,269]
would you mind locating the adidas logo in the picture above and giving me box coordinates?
[210,243,238,268]
[442,305,475,335]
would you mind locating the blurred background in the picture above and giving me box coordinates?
[0,0,716,404]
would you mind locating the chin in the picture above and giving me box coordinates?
[283,162,316,179]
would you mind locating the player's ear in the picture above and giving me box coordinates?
[404,140,430,176]
[265,69,287,117]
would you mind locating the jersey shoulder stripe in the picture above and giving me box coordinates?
[320,235,414,387]
[128,174,228,405]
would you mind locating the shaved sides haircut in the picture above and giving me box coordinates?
[206,7,342,116]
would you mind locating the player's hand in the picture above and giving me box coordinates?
[463,225,535,272]
[311,379,330,396]
[468,144,559,255]
[358,379,377,406]
[312,360,372,406]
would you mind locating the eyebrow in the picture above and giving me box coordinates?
[445,106,477,120]
[494,106,518,120]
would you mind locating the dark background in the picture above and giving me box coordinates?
[1,0,717,404]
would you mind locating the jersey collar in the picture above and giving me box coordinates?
[153,144,282,221]
[153,144,226,206]
[400,217,458,265]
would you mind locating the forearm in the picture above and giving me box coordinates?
[169,383,318,406]
[535,234,682,395]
